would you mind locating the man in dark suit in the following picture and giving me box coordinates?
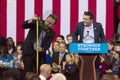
[72,12,106,43]
[22,14,57,72]
[72,11,106,80]
[51,42,67,73]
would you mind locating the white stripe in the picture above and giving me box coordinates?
[7,0,16,44]
[78,0,88,22]
[24,0,34,38]
[96,0,106,34]
[43,0,52,19]
[61,0,70,41]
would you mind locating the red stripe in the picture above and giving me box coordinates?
[70,0,78,33]
[53,0,61,40]
[88,0,96,21]
[16,0,25,44]
[0,0,1,35]
[0,0,7,37]
[35,0,43,19]
[118,6,120,20]
[106,0,114,40]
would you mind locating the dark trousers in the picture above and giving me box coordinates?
[23,51,46,73]
[35,51,46,73]
[23,54,35,72]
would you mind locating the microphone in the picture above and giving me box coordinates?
[87,31,89,35]
[83,31,89,39]
[87,31,94,39]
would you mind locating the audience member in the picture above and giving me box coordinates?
[39,64,52,80]
[51,42,68,73]
[6,37,16,54]
[22,13,57,72]
[66,34,73,52]
[100,74,114,80]
[25,72,36,80]
[0,45,14,68]
[0,36,6,47]
[51,73,66,80]
[62,54,79,80]
[56,35,65,42]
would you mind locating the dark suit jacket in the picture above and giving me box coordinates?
[72,22,106,43]
[51,52,67,66]
[22,20,55,56]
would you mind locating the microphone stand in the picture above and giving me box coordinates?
[83,31,94,39]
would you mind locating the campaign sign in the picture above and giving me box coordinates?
[69,43,108,54]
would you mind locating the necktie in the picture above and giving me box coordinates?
[59,56,62,65]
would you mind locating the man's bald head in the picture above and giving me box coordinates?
[40,64,51,74]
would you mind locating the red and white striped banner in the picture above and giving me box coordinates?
[0,0,114,44]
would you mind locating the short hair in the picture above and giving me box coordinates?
[57,35,64,40]
[47,13,58,25]
[59,42,67,48]
[25,72,36,80]
[84,11,94,19]
[66,34,72,39]
[108,39,116,46]
[52,73,66,80]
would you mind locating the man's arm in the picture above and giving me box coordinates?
[22,15,40,29]
[72,23,80,42]
[99,23,106,42]
[41,30,56,51]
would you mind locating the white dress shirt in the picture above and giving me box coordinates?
[83,24,94,43]
[39,74,46,80]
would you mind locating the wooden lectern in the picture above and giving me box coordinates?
[70,43,107,80]
[79,55,97,80]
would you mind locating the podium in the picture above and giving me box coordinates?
[70,43,108,80]
[79,55,97,80]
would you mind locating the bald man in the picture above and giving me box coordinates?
[39,64,52,80]
[52,73,66,80]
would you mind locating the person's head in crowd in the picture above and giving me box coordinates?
[0,45,8,58]
[114,44,120,52]
[52,41,60,52]
[16,42,23,58]
[108,39,116,51]
[113,74,119,80]
[0,74,14,80]
[25,72,36,80]
[6,37,15,54]
[40,64,52,79]
[56,35,65,42]
[112,51,120,59]
[52,73,66,80]
[30,75,40,80]
[115,0,120,2]
[6,37,15,48]
[0,36,6,47]
[66,34,73,44]
[44,13,58,29]
[83,11,94,27]
[3,68,20,80]
[59,42,67,54]
[100,74,114,80]
[16,42,23,53]
[65,54,74,64]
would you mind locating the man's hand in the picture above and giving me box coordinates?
[31,14,40,20]
[37,47,42,52]
[28,14,40,23]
